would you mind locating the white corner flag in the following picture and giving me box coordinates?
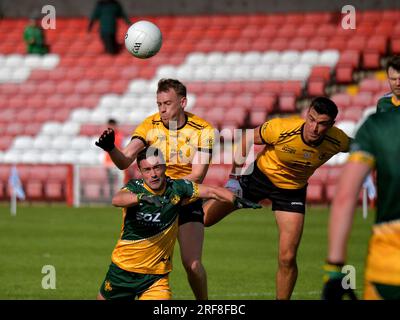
[362,174,376,220]
[8,166,25,216]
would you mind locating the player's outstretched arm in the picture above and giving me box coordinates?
[112,189,166,208]
[95,129,145,170]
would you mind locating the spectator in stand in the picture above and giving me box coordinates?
[23,14,49,55]
[376,55,400,113]
[88,0,131,55]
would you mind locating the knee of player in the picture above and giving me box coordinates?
[183,259,203,273]
[278,252,297,268]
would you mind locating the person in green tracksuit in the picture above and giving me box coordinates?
[376,55,400,113]
[23,17,48,55]
[88,0,131,55]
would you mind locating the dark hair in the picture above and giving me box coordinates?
[386,55,400,73]
[309,97,338,120]
[137,147,165,168]
[107,118,117,126]
[157,78,186,97]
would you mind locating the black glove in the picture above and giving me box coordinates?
[95,128,115,152]
[234,196,262,209]
[137,194,168,208]
[321,263,358,300]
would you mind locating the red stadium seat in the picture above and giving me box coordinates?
[281,81,303,97]
[316,25,337,37]
[352,92,373,108]
[241,82,262,94]
[82,183,103,201]
[343,107,363,122]
[270,38,289,51]
[307,78,326,97]
[326,35,348,51]
[44,181,64,201]
[262,81,281,95]
[335,64,354,84]
[195,94,215,109]
[288,37,307,51]
[214,94,234,109]
[25,181,44,201]
[346,35,367,51]
[362,50,381,70]
[277,24,297,38]
[331,93,351,109]
[23,123,42,136]
[359,78,381,93]
[307,37,327,51]
[0,136,14,151]
[203,82,225,94]
[233,93,254,111]
[296,24,316,38]
[249,110,268,128]
[390,37,400,55]
[278,94,297,113]
[224,81,243,94]
[252,93,276,112]
[309,66,332,82]
[224,107,247,127]
[48,166,69,182]
[338,50,360,68]
[366,35,388,54]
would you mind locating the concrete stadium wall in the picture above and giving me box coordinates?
[1,0,400,18]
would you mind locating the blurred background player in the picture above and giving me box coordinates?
[376,55,400,113]
[204,97,351,299]
[103,118,124,201]
[96,79,214,300]
[97,146,260,300]
[88,0,131,55]
[322,110,400,300]
[23,14,49,54]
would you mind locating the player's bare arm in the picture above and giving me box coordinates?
[112,188,166,208]
[182,151,211,183]
[327,161,371,263]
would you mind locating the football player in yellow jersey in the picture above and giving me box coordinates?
[96,79,214,300]
[97,147,260,300]
[204,97,351,300]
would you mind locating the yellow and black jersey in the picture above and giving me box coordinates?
[257,117,350,189]
[132,112,214,179]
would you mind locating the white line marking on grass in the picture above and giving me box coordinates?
[174,289,362,299]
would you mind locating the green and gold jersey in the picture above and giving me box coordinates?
[257,117,350,189]
[349,111,400,285]
[376,93,400,113]
[111,178,199,275]
[348,111,400,224]
[132,112,214,179]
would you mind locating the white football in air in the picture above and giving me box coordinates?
[125,20,162,59]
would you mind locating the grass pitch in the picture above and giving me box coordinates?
[0,204,373,300]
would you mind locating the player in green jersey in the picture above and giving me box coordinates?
[322,110,400,300]
[97,146,260,300]
[376,55,400,113]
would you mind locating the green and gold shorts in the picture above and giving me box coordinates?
[99,263,171,300]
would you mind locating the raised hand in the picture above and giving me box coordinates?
[95,128,115,152]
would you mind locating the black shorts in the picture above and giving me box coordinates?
[239,164,307,214]
[177,199,204,225]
